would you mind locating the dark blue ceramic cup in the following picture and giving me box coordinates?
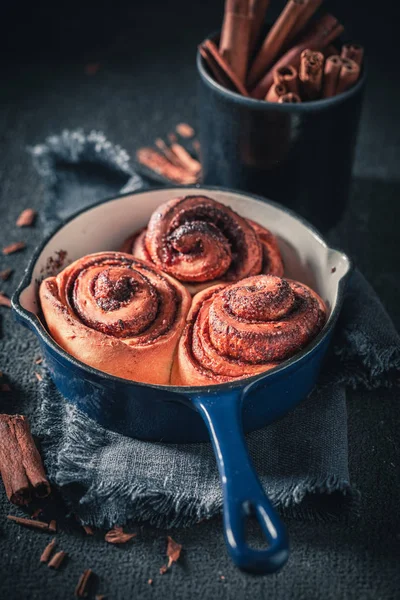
[197,36,366,232]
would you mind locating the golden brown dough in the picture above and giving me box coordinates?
[40,252,191,384]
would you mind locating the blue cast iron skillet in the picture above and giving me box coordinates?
[12,186,352,575]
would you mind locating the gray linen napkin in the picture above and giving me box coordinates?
[29,130,400,529]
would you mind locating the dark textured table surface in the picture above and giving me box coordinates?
[0,1,399,599]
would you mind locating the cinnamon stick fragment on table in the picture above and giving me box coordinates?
[136,148,198,185]
[273,65,299,93]
[40,538,57,563]
[247,0,308,88]
[0,414,51,505]
[105,526,136,544]
[48,550,67,569]
[266,82,287,102]
[75,569,93,598]
[16,208,37,227]
[200,39,250,97]
[322,55,342,98]
[2,242,26,255]
[0,293,11,308]
[251,14,344,99]
[0,268,13,281]
[336,58,360,94]
[299,49,324,99]
[160,536,183,574]
[220,0,252,83]
[341,43,364,67]
[7,515,53,531]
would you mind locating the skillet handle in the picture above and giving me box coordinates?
[192,390,289,574]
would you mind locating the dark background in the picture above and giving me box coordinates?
[0,1,399,599]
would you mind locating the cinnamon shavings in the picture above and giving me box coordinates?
[35,357,43,365]
[0,268,13,281]
[16,208,37,227]
[0,293,11,308]
[75,569,93,597]
[35,372,43,382]
[2,242,26,255]
[159,536,182,574]
[105,526,136,544]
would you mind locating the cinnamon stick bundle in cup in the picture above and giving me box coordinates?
[251,14,344,99]
[336,58,360,94]
[247,0,308,87]
[220,0,252,83]
[200,40,250,96]
[299,49,324,99]
[0,414,50,505]
[322,55,342,98]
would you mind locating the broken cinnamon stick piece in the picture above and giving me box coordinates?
[49,520,57,532]
[0,414,50,505]
[169,144,201,176]
[176,123,195,138]
[322,55,342,98]
[247,0,308,87]
[136,148,198,185]
[336,58,360,94]
[278,92,302,103]
[200,40,250,96]
[16,208,37,227]
[0,268,13,281]
[299,49,324,99]
[40,538,57,563]
[105,526,136,544]
[75,569,93,598]
[0,293,11,308]
[341,43,364,67]
[48,550,66,569]
[220,0,252,83]
[83,524,94,535]
[7,515,52,531]
[265,82,287,102]
[273,65,299,93]
[2,242,26,255]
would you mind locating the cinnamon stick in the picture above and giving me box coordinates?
[48,550,66,569]
[7,515,53,531]
[299,49,324,99]
[336,58,360,94]
[40,538,57,563]
[266,82,287,102]
[0,293,11,308]
[0,268,13,281]
[200,40,250,96]
[251,14,344,99]
[249,0,271,53]
[278,92,302,103]
[283,0,323,48]
[16,208,37,227]
[176,123,195,138]
[199,45,234,90]
[2,242,26,255]
[75,569,93,597]
[322,55,342,98]
[247,0,308,87]
[341,43,364,67]
[0,414,50,505]
[273,65,299,93]
[169,144,201,176]
[136,148,198,185]
[220,0,252,82]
